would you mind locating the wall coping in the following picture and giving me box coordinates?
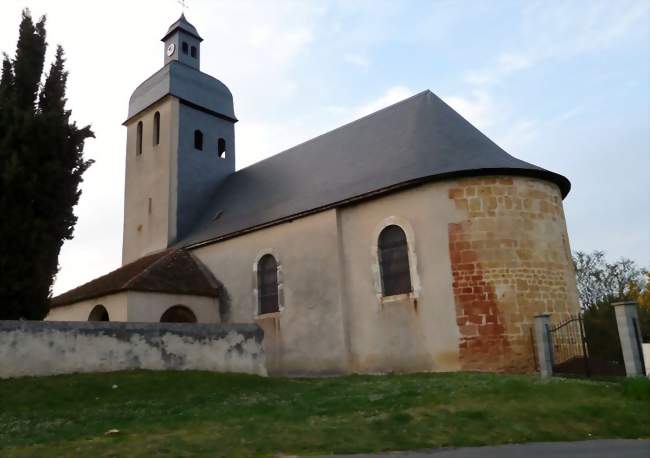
[0,320,263,341]
[611,301,638,307]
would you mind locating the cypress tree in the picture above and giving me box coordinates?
[0,10,93,319]
[0,55,15,103]
[0,55,15,163]
[12,9,46,111]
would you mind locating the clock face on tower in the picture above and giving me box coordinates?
[166,43,176,57]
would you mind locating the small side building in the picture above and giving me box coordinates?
[48,249,225,324]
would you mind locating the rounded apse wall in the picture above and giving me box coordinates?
[446,175,579,372]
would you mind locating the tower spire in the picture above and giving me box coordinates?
[161,13,202,69]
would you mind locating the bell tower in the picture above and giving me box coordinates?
[121,15,237,265]
[162,14,202,70]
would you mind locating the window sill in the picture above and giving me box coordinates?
[255,311,281,321]
[380,292,418,307]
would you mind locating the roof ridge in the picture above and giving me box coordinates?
[122,249,176,289]
[233,89,430,174]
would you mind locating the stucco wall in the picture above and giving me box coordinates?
[122,97,179,265]
[192,210,348,375]
[126,291,220,323]
[46,292,219,324]
[337,181,465,373]
[447,176,579,372]
[46,292,128,322]
[190,175,577,376]
[0,321,265,379]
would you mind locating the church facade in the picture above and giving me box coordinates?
[48,16,579,375]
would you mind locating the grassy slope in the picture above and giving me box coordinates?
[1,371,648,457]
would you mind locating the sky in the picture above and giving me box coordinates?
[0,0,648,295]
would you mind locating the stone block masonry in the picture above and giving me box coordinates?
[0,321,266,378]
[448,176,579,372]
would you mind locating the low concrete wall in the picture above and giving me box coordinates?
[0,321,266,379]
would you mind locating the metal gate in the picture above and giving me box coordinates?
[547,314,626,377]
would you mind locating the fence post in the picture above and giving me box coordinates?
[612,301,645,377]
[534,314,553,378]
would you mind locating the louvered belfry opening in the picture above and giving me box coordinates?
[378,225,412,296]
[258,254,279,314]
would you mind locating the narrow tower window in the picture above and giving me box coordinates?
[378,225,412,296]
[182,42,188,54]
[217,138,226,158]
[153,111,160,146]
[190,46,197,58]
[136,121,143,156]
[194,130,203,150]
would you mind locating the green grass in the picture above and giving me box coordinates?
[1,371,648,457]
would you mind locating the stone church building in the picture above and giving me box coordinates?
[48,15,579,375]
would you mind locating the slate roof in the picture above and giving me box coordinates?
[50,249,219,308]
[180,90,570,248]
[161,13,202,42]
[125,61,236,123]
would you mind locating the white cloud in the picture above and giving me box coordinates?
[498,120,540,152]
[343,53,370,68]
[442,90,540,153]
[552,106,584,124]
[465,52,533,86]
[465,0,650,87]
[325,105,346,114]
[443,90,499,130]
[448,0,649,175]
[352,86,415,118]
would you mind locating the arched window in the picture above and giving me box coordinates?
[378,225,412,296]
[88,304,109,322]
[136,121,143,155]
[182,42,189,54]
[217,138,226,158]
[153,111,160,146]
[160,305,197,323]
[190,46,197,58]
[194,130,203,150]
[258,254,279,314]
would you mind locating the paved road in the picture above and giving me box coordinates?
[312,439,650,457]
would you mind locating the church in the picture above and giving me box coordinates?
[47,15,579,375]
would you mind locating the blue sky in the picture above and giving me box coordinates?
[0,0,649,294]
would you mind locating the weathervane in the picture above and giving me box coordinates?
[177,0,189,13]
